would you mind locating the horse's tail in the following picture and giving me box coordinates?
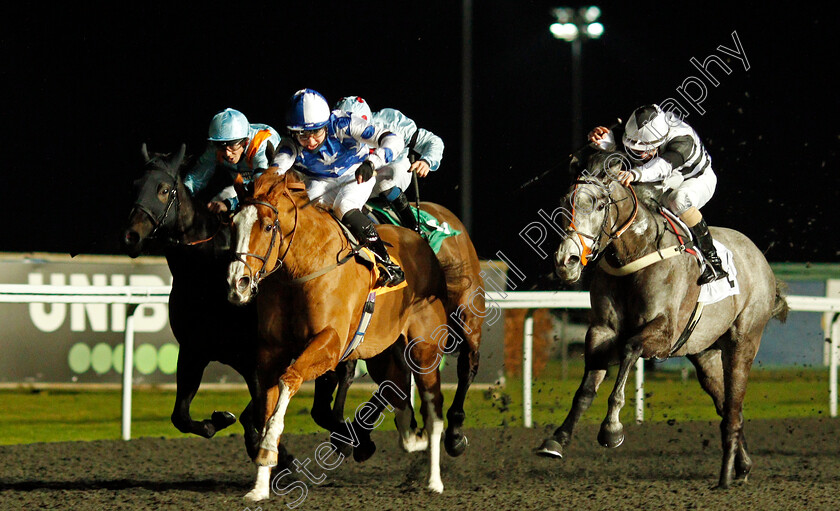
[439,260,473,304]
[771,278,790,323]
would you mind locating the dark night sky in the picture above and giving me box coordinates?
[2,2,837,283]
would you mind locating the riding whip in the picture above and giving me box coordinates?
[407,129,422,233]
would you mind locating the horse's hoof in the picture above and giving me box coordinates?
[244,489,270,502]
[535,438,564,458]
[330,436,354,458]
[353,440,377,462]
[211,410,237,431]
[427,479,444,493]
[597,422,625,448]
[444,432,468,457]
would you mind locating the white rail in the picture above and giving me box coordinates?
[0,284,170,440]
[486,291,840,426]
[1,286,838,438]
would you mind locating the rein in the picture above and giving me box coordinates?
[234,178,353,292]
[133,168,230,247]
[235,197,293,288]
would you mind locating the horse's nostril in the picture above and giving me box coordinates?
[123,231,140,246]
[236,276,251,293]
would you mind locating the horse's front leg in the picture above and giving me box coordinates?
[598,316,671,449]
[311,360,357,458]
[597,342,642,448]
[537,324,612,458]
[247,329,342,502]
[170,349,235,438]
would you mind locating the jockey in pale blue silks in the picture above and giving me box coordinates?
[333,96,444,230]
[184,108,281,214]
[589,104,727,285]
[270,89,406,287]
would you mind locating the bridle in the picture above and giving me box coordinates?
[561,179,639,266]
[233,179,305,293]
[131,168,229,246]
[131,169,180,241]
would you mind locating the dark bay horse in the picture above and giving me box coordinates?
[227,171,464,501]
[537,152,788,488]
[121,144,264,458]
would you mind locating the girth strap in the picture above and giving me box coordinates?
[666,300,705,358]
[340,291,377,362]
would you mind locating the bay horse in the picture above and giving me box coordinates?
[227,171,464,500]
[537,150,789,488]
[121,144,265,460]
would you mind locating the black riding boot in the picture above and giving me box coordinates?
[385,191,418,231]
[342,210,406,287]
[690,219,728,285]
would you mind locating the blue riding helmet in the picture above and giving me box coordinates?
[334,96,373,121]
[285,89,331,132]
[208,108,250,141]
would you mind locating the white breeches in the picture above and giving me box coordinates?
[304,167,376,219]
[661,168,717,215]
[372,157,412,196]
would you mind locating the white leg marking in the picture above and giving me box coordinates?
[260,382,292,453]
[421,391,445,493]
[244,465,272,502]
[395,406,428,453]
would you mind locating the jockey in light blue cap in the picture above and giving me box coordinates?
[334,96,444,230]
[271,89,407,287]
[185,108,281,213]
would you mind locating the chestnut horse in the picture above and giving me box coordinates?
[311,200,485,460]
[538,150,789,488]
[227,171,463,501]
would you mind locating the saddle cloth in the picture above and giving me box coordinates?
[364,200,461,254]
[698,240,740,305]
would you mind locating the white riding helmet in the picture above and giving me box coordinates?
[208,108,250,141]
[334,96,373,121]
[622,104,670,152]
[285,89,331,132]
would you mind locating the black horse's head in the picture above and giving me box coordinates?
[121,144,186,257]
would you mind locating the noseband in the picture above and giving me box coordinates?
[562,180,639,266]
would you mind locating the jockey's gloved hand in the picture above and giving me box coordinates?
[355,160,375,184]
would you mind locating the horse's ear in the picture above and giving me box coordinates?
[266,140,277,162]
[141,143,150,163]
[174,144,186,168]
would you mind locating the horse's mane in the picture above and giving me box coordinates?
[575,147,661,212]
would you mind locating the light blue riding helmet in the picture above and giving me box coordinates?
[334,96,373,121]
[285,89,331,132]
[208,108,250,141]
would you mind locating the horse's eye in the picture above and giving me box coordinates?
[597,203,606,211]
[264,224,274,233]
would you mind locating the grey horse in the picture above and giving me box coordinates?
[537,151,789,488]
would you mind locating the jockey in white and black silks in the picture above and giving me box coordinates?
[185,108,282,213]
[270,89,406,287]
[588,104,727,285]
[333,96,445,231]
